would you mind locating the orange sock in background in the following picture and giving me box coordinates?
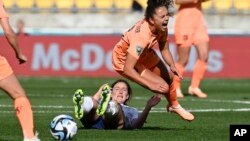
[166,83,179,106]
[14,97,35,139]
[173,63,185,89]
[191,59,207,88]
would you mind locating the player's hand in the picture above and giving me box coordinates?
[170,65,183,80]
[99,83,109,92]
[147,96,161,108]
[148,82,169,94]
[16,53,27,64]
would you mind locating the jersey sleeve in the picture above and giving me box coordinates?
[126,25,149,60]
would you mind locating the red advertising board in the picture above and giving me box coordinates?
[0,35,249,78]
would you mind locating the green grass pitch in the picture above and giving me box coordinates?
[0,77,250,141]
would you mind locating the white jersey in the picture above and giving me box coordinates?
[121,104,139,129]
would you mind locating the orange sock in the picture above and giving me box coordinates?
[14,97,35,139]
[191,60,207,88]
[173,63,185,89]
[166,83,179,106]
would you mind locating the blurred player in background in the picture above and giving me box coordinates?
[16,19,29,36]
[112,0,194,121]
[0,1,40,141]
[73,79,161,129]
[173,0,210,98]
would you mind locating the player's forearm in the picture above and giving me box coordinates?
[161,49,175,68]
[93,87,102,101]
[4,30,21,57]
[131,106,151,129]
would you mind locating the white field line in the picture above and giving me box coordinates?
[134,97,250,104]
[1,107,250,114]
[1,108,250,114]
[1,97,250,113]
[0,111,74,114]
[0,105,73,108]
[149,108,250,113]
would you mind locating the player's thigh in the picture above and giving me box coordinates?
[174,23,194,48]
[176,46,191,65]
[141,60,171,85]
[141,69,165,85]
[0,74,26,99]
[193,25,209,61]
[152,60,173,84]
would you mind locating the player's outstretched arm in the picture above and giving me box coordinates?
[160,41,183,79]
[0,18,27,64]
[131,96,161,129]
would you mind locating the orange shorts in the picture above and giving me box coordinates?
[174,10,209,48]
[0,56,13,80]
[175,24,209,48]
[112,48,160,74]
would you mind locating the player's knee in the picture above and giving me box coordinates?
[177,58,189,66]
[199,56,208,62]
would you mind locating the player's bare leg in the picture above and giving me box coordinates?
[189,41,209,98]
[139,61,194,121]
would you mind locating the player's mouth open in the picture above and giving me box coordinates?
[162,23,168,29]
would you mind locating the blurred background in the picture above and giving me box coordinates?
[3,0,250,34]
[1,0,250,78]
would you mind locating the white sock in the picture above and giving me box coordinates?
[82,96,94,113]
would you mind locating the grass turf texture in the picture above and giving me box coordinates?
[0,77,250,141]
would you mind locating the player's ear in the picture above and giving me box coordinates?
[126,95,129,100]
[149,17,154,25]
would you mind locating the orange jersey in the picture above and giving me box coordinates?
[175,2,202,27]
[112,19,165,72]
[0,0,8,18]
[174,2,209,47]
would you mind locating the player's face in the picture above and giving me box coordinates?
[111,82,129,104]
[151,6,169,32]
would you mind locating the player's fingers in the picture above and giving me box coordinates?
[178,74,183,80]
[19,59,26,64]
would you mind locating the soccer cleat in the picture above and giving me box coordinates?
[167,105,195,121]
[176,88,184,98]
[96,84,111,116]
[188,87,207,98]
[23,132,40,141]
[72,89,84,119]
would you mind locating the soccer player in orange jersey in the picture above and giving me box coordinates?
[173,0,209,98]
[112,0,194,121]
[0,1,40,141]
